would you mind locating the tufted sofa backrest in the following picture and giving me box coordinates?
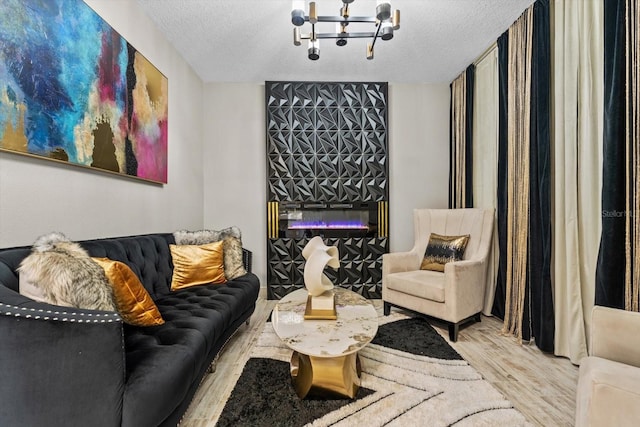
[0,233,176,300]
[80,234,175,299]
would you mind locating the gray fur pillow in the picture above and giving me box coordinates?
[173,227,247,280]
[222,236,247,280]
[173,226,241,245]
[18,232,117,311]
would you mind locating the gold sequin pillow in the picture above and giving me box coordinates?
[420,233,470,272]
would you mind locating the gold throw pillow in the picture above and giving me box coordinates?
[92,258,164,327]
[420,233,470,272]
[169,241,227,290]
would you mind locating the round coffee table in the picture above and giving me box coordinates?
[271,287,378,399]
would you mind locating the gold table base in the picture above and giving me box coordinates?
[290,351,362,399]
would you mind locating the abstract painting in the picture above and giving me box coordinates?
[0,0,168,183]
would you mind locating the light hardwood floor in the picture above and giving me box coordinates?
[181,293,578,426]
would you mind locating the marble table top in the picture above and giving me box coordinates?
[272,288,378,358]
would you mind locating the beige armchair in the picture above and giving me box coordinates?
[575,306,640,427]
[382,208,494,341]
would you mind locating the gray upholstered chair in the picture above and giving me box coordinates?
[382,208,494,341]
[575,306,640,427]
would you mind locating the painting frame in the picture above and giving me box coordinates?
[0,0,168,184]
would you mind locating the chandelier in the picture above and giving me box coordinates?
[291,1,400,60]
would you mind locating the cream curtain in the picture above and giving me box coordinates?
[450,71,468,208]
[551,0,603,363]
[473,46,499,315]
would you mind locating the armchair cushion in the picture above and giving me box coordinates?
[420,233,470,272]
[386,270,445,302]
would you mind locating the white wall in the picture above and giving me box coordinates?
[388,84,450,252]
[0,0,205,247]
[202,83,266,284]
[202,82,450,286]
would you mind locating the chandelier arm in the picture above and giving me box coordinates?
[301,16,377,23]
[370,20,382,50]
[301,32,379,40]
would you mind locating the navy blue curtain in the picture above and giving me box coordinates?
[492,0,554,352]
[595,0,626,309]
[464,64,475,208]
[493,32,509,320]
[526,0,553,351]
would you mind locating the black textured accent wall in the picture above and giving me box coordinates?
[266,81,389,299]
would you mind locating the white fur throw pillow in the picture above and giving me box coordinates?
[18,232,117,311]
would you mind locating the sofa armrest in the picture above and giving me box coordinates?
[0,288,125,427]
[242,248,252,273]
[590,306,640,367]
[576,356,640,427]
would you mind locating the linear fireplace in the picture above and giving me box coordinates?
[268,201,388,239]
[266,81,389,299]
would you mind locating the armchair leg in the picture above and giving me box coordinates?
[383,302,391,316]
[448,323,459,342]
[475,313,481,322]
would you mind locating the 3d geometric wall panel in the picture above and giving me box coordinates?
[266,82,388,202]
[267,237,387,300]
[266,81,389,299]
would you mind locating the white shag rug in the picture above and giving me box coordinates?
[245,311,533,427]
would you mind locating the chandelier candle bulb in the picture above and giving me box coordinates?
[309,1,318,24]
[293,27,301,46]
[392,9,400,30]
[336,23,347,46]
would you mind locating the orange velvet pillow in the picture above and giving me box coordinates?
[92,258,164,327]
[169,241,227,291]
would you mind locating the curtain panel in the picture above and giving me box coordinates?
[449,65,475,209]
[501,6,534,341]
[596,0,640,312]
[472,46,500,315]
[624,0,640,311]
[494,32,510,321]
[494,0,554,351]
[551,0,603,364]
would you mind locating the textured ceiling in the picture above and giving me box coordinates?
[135,0,535,84]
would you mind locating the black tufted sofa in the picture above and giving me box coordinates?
[0,233,260,427]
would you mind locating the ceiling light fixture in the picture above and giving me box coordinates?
[291,0,400,60]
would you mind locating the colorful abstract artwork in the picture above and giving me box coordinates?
[0,0,168,183]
